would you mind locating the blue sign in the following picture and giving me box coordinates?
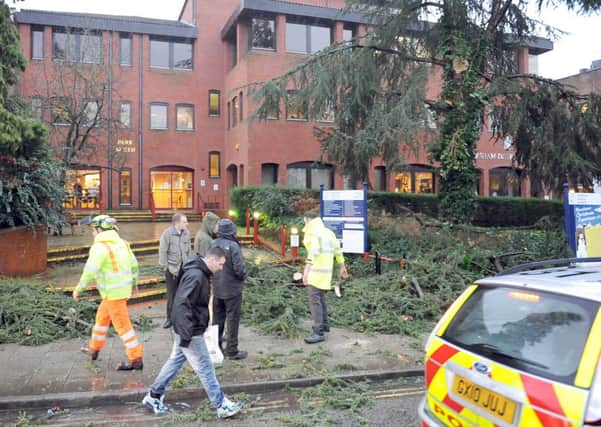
[564,186,601,257]
[320,183,368,254]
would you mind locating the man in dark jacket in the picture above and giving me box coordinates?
[209,219,247,360]
[143,247,243,419]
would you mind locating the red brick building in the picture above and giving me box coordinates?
[14,0,552,211]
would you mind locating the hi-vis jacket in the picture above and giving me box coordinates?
[303,217,344,291]
[75,230,139,300]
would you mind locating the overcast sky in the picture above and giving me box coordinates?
[14,0,601,80]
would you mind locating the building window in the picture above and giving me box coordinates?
[150,38,193,70]
[232,96,239,127]
[51,97,70,125]
[343,26,354,42]
[150,103,168,129]
[317,100,335,123]
[287,162,333,189]
[286,21,331,53]
[261,163,278,184]
[239,92,243,122]
[150,168,193,209]
[394,165,435,194]
[489,167,521,197]
[209,151,221,178]
[83,100,100,127]
[64,169,100,209]
[374,166,387,191]
[30,97,43,121]
[209,90,220,116]
[286,90,307,121]
[251,18,275,49]
[227,102,231,129]
[32,27,44,60]
[119,102,132,128]
[120,33,132,66]
[119,169,132,205]
[176,104,194,131]
[52,29,102,63]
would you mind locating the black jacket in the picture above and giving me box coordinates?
[171,255,212,347]
[209,232,245,299]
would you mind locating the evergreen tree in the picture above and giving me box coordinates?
[252,0,601,222]
[0,4,63,228]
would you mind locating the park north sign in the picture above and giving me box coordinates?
[475,151,514,161]
[115,139,136,153]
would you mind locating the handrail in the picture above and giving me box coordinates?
[149,191,156,223]
[496,257,601,276]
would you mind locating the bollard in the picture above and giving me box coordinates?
[375,251,382,275]
[245,208,251,235]
[280,224,287,257]
[253,211,260,246]
[290,226,299,258]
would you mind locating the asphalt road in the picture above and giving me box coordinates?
[1,379,425,426]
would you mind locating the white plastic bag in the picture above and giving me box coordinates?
[204,324,224,365]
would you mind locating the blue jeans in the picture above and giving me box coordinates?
[149,333,224,408]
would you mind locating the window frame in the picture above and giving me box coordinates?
[250,17,276,50]
[285,20,332,54]
[232,96,239,127]
[209,151,221,178]
[149,102,169,130]
[119,101,132,129]
[50,96,71,126]
[82,99,100,128]
[31,26,44,60]
[51,28,102,64]
[149,37,193,70]
[176,103,195,131]
[208,90,221,117]
[119,33,132,66]
[30,96,44,121]
[286,90,308,121]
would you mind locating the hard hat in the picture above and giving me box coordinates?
[79,214,118,231]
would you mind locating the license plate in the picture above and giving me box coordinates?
[452,374,517,424]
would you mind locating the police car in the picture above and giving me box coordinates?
[418,258,601,427]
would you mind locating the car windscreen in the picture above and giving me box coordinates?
[442,285,599,385]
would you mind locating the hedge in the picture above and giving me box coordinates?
[230,186,564,228]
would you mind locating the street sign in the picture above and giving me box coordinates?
[320,183,368,254]
[564,188,601,257]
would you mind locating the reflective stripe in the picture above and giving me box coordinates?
[310,268,333,274]
[103,270,132,280]
[93,325,109,333]
[92,335,106,341]
[84,265,100,274]
[121,329,136,341]
[101,280,133,291]
[101,242,119,272]
[125,339,139,349]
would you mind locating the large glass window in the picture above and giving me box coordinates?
[120,33,132,66]
[30,97,43,121]
[176,104,194,130]
[32,27,44,60]
[119,169,132,205]
[150,39,170,68]
[443,286,598,384]
[150,169,193,209]
[52,29,101,63]
[150,103,168,129]
[173,41,193,69]
[64,169,100,209]
[209,152,221,178]
[489,167,521,197]
[262,163,278,184]
[119,102,131,128]
[51,97,70,125]
[286,21,332,53]
[150,38,193,70]
[286,90,307,121]
[343,26,354,42]
[394,165,435,193]
[251,18,275,49]
[83,100,99,127]
[286,162,333,189]
[209,90,220,116]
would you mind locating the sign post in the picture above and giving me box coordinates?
[320,183,368,254]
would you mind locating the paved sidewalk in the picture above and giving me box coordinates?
[0,301,425,410]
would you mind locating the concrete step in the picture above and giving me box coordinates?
[48,240,160,264]
[52,276,167,304]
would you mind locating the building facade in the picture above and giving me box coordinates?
[14,0,552,211]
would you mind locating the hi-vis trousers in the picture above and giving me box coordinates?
[88,298,143,361]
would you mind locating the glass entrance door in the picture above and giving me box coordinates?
[150,170,193,209]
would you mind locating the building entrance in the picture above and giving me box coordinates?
[150,168,193,209]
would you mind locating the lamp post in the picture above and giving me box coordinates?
[290,226,299,258]
[228,209,236,221]
[253,211,260,246]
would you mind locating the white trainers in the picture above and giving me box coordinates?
[216,396,243,419]
[142,392,169,415]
